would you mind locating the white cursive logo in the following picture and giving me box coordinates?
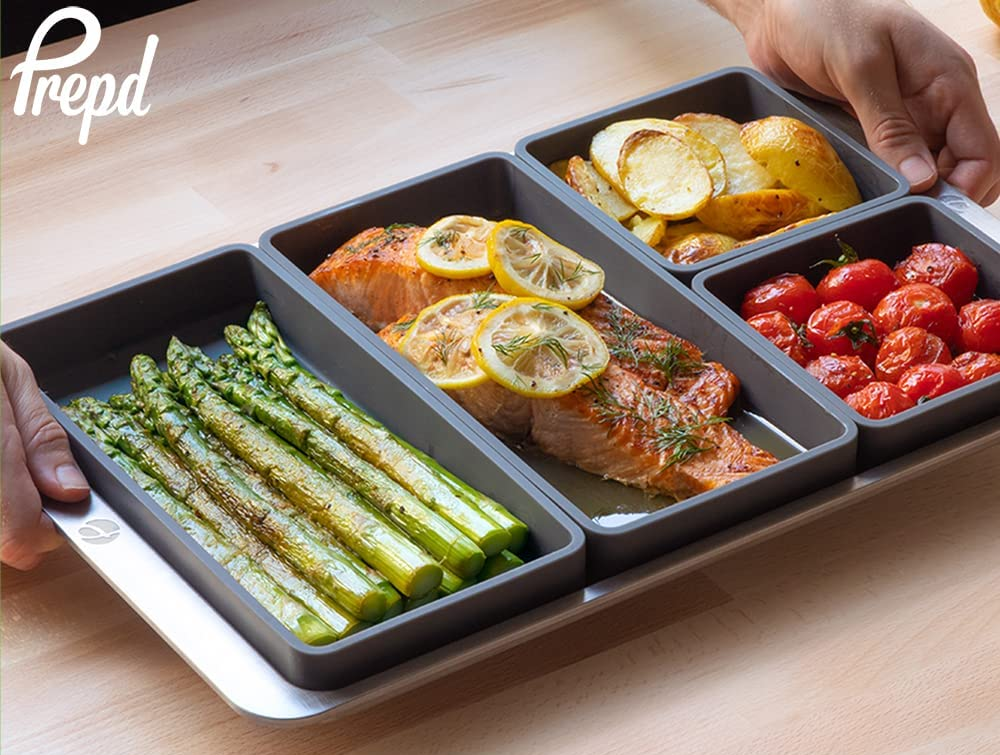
[10,6,158,145]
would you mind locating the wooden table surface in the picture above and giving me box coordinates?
[3,1,999,752]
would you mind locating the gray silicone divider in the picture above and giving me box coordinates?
[693,196,1000,466]
[514,66,908,283]
[258,152,857,580]
[2,245,585,690]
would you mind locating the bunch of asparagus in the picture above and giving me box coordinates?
[66,303,527,645]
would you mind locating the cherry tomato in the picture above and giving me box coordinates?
[950,351,1000,383]
[741,274,820,324]
[804,354,874,398]
[746,311,812,365]
[897,363,967,402]
[873,326,951,383]
[817,258,897,311]
[957,299,1000,353]
[805,300,881,364]
[845,381,916,419]
[872,283,959,345]
[894,243,979,306]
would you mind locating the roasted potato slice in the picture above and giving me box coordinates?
[696,189,823,239]
[565,156,637,221]
[675,113,775,194]
[657,231,739,264]
[626,213,666,246]
[740,116,861,211]
[659,219,712,242]
[548,158,571,181]
[618,130,713,219]
[590,117,726,195]
[735,214,828,246]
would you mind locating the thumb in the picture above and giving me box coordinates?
[838,46,938,192]
[2,345,89,502]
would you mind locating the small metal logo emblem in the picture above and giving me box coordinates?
[78,518,120,545]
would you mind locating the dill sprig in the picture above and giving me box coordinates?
[605,304,704,384]
[421,229,459,248]
[494,334,570,367]
[431,329,457,365]
[551,258,600,288]
[654,416,731,468]
[508,225,531,242]
[470,288,502,310]
[645,340,705,383]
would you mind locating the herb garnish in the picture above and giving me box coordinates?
[421,229,458,248]
[654,416,731,468]
[605,303,704,384]
[470,288,502,310]
[344,223,418,254]
[508,225,531,242]
[494,334,570,367]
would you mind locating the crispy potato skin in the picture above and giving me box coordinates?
[734,214,828,247]
[657,231,738,264]
[740,116,861,212]
[696,189,823,239]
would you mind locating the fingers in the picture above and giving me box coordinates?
[938,87,1000,204]
[2,383,64,570]
[1,343,89,502]
[835,42,938,192]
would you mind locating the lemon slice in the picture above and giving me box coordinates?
[416,215,495,278]
[400,291,514,389]
[472,297,610,398]
[486,221,605,310]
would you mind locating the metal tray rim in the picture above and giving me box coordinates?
[44,415,1000,724]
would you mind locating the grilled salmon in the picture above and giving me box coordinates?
[315,226,778,498]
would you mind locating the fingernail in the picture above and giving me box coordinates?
[899,155,936,186]
[56,464,89,492]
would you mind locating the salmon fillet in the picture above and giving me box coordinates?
[324,226,778,499]
[310,225,496,331]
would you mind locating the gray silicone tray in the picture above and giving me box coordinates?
[1,245,586,690]
[693,196,1000,466]
[514,66,908,282]
[258,152,857,579]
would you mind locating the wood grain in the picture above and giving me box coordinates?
[3,1,999,752]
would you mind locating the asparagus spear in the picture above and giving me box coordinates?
[246,303,530,549]
[64,404,340,645]
[74,397,368,636]
[439,567,474,596]
[208,355,486,578]
[130,356,388,621]
[227,314,511,556]
[109,391,405,620]
[477,550,525,581]
[166,340,442,598]
[403,590,440,612]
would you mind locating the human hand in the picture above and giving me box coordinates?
[2,342,89,569]
[710,0,1000,204]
